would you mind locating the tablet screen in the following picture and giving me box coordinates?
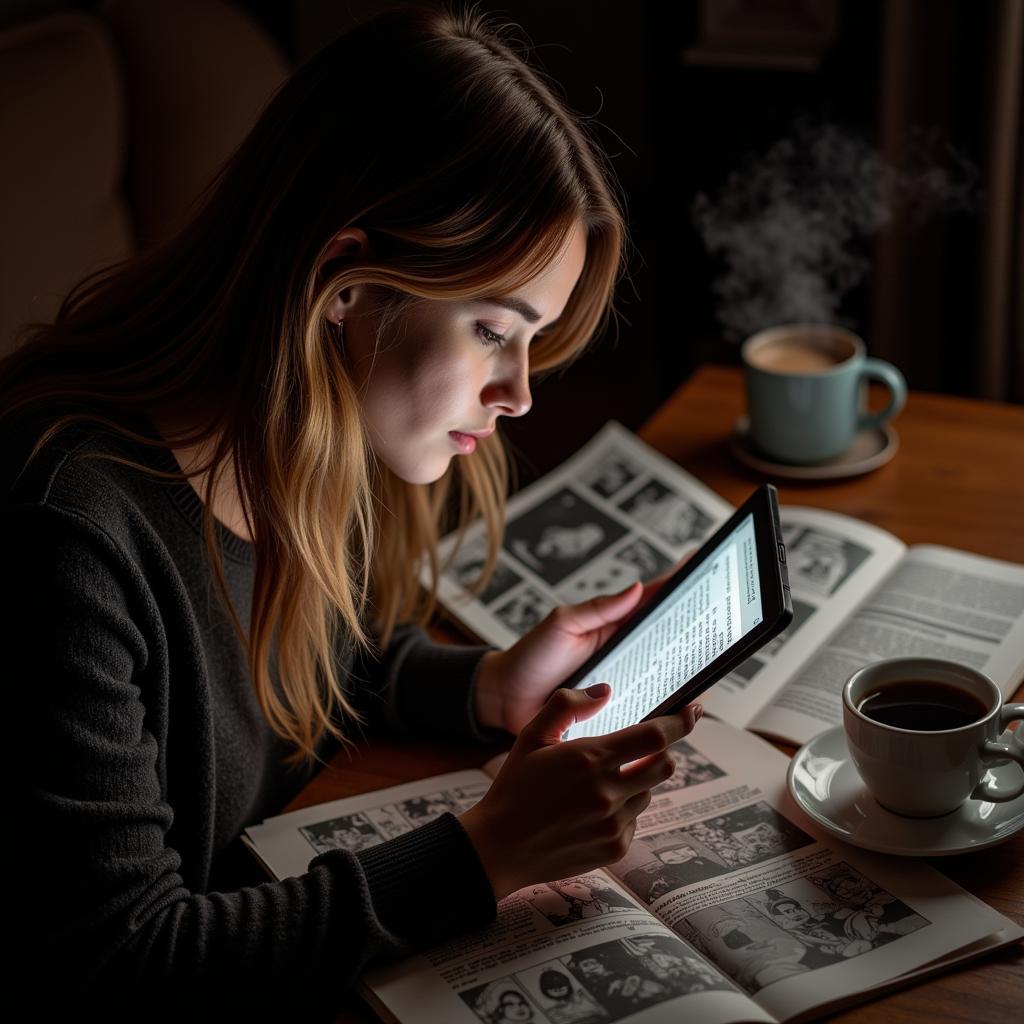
[563,513,764,740]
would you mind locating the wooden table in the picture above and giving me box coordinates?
[298,364,1024,1022]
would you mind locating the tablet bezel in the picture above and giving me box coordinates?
[560,484,793,729]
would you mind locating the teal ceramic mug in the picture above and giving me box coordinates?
[741,323,907,465]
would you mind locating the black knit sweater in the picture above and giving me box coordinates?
[4,420,499,1021]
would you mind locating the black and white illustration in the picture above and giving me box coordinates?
[513,964,607,1023]
[524,875,638,927]
[554,555,634,603]
[611,537,674,582]
[492,585,555,635]
[678,863,930,994]
[299,783,488,855]
[301,811,385,855]
[554,537,676,604]
[504,488,629,587]
[399,784,485,823]
[651,740,727,794]
[781,526,871,597]
[579,449,645,501]
[618,480,715,548]
[461,979,542,1023]
[619,803,815,904]
[449,538,524,606]
[461,934,733,1024]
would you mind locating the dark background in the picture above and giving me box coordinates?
[2,0,1005,482]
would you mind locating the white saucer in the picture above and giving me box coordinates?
[730,416,898,480]
[787,725,1024,856]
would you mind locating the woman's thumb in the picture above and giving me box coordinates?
[523,684,611,747]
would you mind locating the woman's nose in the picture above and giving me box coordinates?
[483,352,532,417]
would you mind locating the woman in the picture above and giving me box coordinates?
[2,6,699,1021]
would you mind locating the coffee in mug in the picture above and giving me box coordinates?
[843,658,1024,817]
[856,680,988,731]
[741,324,906,465]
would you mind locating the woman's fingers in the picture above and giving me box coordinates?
[617,749,676,792]
[595,704,702,766]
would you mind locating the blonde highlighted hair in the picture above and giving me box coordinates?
[0,5,626,765]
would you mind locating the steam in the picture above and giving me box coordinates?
[691,121,977,340]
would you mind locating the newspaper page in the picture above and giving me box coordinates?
[701,507,905,733]
[603,718,1021,1024]
[429,422,733,648]
[756,545,1024,745]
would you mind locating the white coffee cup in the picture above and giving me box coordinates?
[842,658,1024,817]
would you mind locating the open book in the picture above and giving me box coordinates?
[427,422,1024,746]
[244,717,1023,1024]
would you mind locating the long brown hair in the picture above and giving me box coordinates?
[0,5,626,765]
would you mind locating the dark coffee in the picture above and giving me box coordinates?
[857,680,988,731]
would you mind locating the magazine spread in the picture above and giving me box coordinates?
[243,718,1022,1024]
[427,423,1024,746]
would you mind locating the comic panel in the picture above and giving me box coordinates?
[562,934,736,1019]
[460,979,544,1024]
[460,934,736,1024]
[619,803,815,905]
[491,585,556,635]
[448,538,525,606]
[677,862,930,995]
[652,740,727,795]
[783,527,871,598]
[504,488,630,587]
[397,783,489,825]
[554,537,677,604]
[522,874,638,929]
[579,448,646,501]
[299,784,490,855]
[300,811,391,855]
[618,480,715,548]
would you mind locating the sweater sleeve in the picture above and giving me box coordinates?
[7,505,496,1022]
[346,623,506,743]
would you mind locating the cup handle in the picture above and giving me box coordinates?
[857,359,907,433]
[972,704,1024,802]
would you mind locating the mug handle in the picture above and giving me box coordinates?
[857,359,907,433]
[972,704,1024,802]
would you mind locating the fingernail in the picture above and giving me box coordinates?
[585,683,610,699]
[694,704,703,722]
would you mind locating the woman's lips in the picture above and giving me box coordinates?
[449,430,477,453]
[449,426,494,453]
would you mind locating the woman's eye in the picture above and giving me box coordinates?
[476,323,507,348]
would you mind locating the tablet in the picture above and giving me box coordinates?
[561,484,792,740]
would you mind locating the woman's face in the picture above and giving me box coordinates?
[338,222,587,483]
[498,992,533,1022]
[773,903,809,928]
[560,880,593,901]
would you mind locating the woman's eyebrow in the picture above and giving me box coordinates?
[480,296,562,330]
[481,295,542,323]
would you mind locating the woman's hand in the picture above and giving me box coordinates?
[459,685,702,900]
[475,555,694,735]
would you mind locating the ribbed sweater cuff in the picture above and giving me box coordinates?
[349,812,497,948]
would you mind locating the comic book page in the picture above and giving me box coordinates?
[604,718,1021,1023]
[428,422,734,648]
[755,544,1024,745]
[242,722,1019,1024]
[701,506,905,737]
[244,763,773,1024]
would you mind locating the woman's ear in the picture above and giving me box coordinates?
[321,227,370,324]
